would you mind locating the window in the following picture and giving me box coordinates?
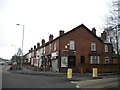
[90,56,99,64]
[49,44,52,53]
[61,56,68,67]
[105,44,108,52]
[105,57,109,64]
[68,56,76,67]
[43,47,45,54]
[91,42,96,51]
[69,40,75,50]
[54,42,56,51]
[41,48,43,54]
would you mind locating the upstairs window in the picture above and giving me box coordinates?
[69,40,75,50]
[54,42,56,51]
[49,44,52,53]
[43,47,45,54]
[91,42,96,51]
[105,44,108,52]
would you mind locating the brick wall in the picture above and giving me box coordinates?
[58,26,113,72]
[79,64,119,73]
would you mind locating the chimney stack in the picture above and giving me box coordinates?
[59,30,64,36]
[34,45,36,50]
[31,48,33,51]
[49,34,53,42]
[92,27,96,35]
[41,39,45,46]
[37,42,40,48]
[101,31,106,40]
[34,45,36,58]
[29,50,31,53]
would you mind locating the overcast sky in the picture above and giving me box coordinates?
[0,0,112,60]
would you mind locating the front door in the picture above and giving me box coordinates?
[52,59,58,72]
[68,56,76,67]
[80,56,85,64]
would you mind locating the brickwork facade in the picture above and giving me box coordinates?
[24,24,118,72]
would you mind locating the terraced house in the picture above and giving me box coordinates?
[24,24,118,73]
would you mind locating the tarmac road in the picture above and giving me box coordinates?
[0,65,2,90]
[2,65,120,89]
[2,70,76,88]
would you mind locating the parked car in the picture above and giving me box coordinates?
[12,62,17,66]
[8,61,12,65]
[0,61,5,65]
[0,62,2,65]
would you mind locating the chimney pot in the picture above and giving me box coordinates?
[34,45,36,58]
[29,50,31,53]
[34,45,36,49]
[49,34,53,41]
[37,43,40,48]
[42,39,45,46]
[31,48,33,51]
[101,31,106,40]
[59,30,64,36]
[92,27,96,35]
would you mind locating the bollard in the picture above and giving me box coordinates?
[93,68,98,78]
[67,68,72,79]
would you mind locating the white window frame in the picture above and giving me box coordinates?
[41,48,43,54]
[105,57,109,64]
[54,42,56,51]
[43,47,45,54]
[49,44,52,53]
[91,42,96,51]
[90,56,99,64]
[69,40,75,50]
[36,49,40,58]
[105,44,108,52]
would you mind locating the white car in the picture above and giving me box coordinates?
[12,62,17,66]
[0,61,5,65]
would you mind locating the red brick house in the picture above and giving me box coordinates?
[25,24,118,73]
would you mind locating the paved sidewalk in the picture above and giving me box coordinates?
[9,65,119,81]
[72,77,119,88]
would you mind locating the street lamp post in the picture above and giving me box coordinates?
[16,24,24,72]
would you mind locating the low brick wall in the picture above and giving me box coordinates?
[60,67,79,73]
[79,64,119,73]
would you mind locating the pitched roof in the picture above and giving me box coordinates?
[38,24,104,49]
[52,24,103,42]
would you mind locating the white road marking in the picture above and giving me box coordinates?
[71,81,79,88]
[71,81,76,83]
[76,85,79,88]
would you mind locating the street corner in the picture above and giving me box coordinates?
[2,66,11,71]
[70,77,119,88]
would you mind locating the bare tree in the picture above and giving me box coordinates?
[104,0,120,54]
[16,48,23,56]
